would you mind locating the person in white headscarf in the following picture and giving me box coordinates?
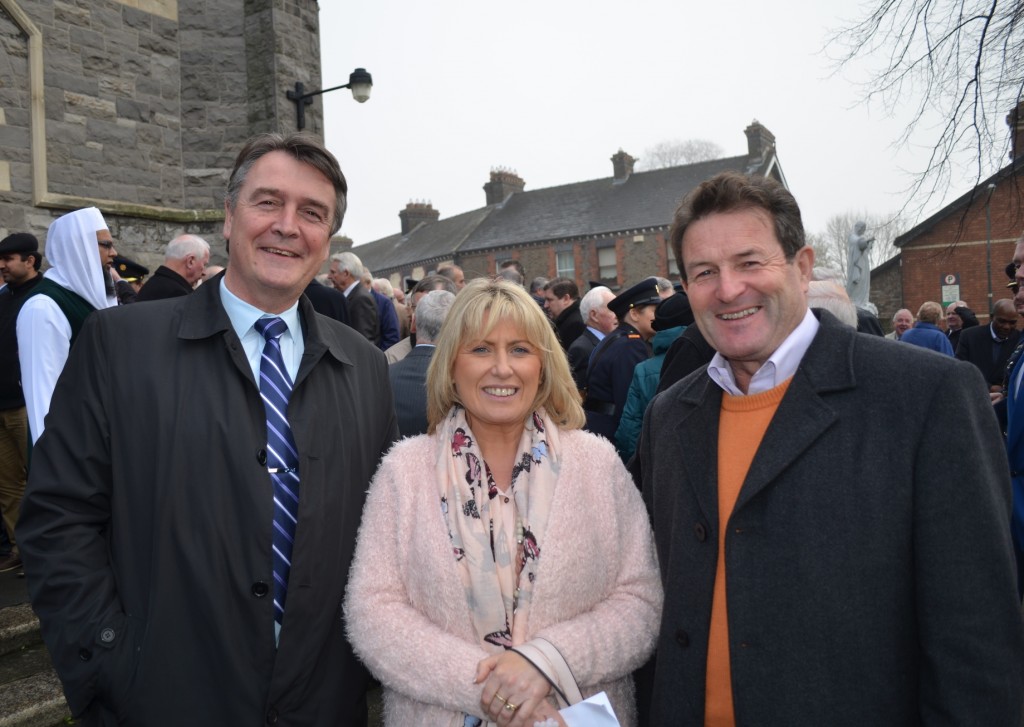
[16,207,117,442]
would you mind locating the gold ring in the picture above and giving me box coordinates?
[504,701,518,712]
[494,692,508,705]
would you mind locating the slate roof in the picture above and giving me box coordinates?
[354,147,783,274]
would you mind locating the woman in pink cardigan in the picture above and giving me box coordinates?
[345,278,662,727]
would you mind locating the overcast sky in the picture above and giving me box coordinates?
[316,0,1002,250]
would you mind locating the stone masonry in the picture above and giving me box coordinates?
[0,0,325,270]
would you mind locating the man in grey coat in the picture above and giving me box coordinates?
[639,171,1024,725]
[19,133,399,726]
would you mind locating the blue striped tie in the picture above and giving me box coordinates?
[254,317,299,627]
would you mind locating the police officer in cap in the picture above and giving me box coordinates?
[111,254,149,304]
[0,232,43,572]
[583,277,664,441]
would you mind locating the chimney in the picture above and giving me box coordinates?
[398,201,439,235]
[484,168,525,206]
[744,120,776,161]
[1008,101,1024,161]
[611,149,635,183]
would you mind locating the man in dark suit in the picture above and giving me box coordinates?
[639,172,1023,725]
[303,277,349,325]
[134,234,210,302]
[955,297,1020,389]
[567,285,616,391]
[18,133,399,726]
[328,250,379,344]
[542,277,586,351]
[388,289,455,437]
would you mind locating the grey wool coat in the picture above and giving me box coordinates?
[19,276,398,726]
[639,310,1024,726]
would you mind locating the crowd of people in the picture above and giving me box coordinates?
[0,132,1021,726]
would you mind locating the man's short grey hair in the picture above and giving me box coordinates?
[529,276,549,295]
[498,268,524,286]
[654,277,674,295]
[808,280,858,328]
[372,278,394,299]
[165,234,210,261]
[415,289,456,343]
[580,285,613,320]
[331,251,364,278]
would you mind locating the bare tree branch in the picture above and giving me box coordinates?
[636,139,724,170]
[828,0,1021,221]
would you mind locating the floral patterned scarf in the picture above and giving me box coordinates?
[436,405,561,657]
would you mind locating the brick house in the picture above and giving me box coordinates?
[353,121,786,292]
[874,102,1024,329]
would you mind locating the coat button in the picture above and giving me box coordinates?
[252,581,269,598]
[266,707,278,724]
[694,523,707,542]
[79,648,92,661]
[675,630,689,647]
[256,449,267,466]
[100,628,116,643]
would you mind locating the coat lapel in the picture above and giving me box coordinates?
[669,373,722,524]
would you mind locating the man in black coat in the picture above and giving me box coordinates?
[329,251,379,345]
[640,171,1023,726]
[0,233,43,573]
[955,297,1020,389]
[567,285,616,391]
[542,277,586,352]
[134,234,210,302]
[19,133,399,726]
[388,289,455,437]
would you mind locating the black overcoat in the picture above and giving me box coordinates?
[19,276,399,725]
[639,311,1024,725]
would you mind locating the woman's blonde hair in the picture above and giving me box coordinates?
[426,278,584,433]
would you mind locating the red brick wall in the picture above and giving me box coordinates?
[899,178,1024,322]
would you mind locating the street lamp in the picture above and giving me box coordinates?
[286,67,373,131]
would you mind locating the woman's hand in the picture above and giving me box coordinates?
[476,651,558,727]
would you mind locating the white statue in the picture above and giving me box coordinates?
[846,221,875,309]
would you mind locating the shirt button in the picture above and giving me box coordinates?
[693,523,707,542]
[79,648,92,661]
[252,581,269,598]
[256,449,267,466]
[100,628,116,643]
[266,707,278,724]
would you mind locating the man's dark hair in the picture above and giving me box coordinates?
[498,259,525,279]
[20,252,42,272]
[226,132,348,235]
[543,277,579,300]
[670,172,805,281]
[412,274,457,297]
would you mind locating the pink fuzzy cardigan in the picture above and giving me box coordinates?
[344,428,662,726]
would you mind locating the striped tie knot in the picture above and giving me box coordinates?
[255,316,288,343]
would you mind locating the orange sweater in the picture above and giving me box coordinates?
[705,379,791,726]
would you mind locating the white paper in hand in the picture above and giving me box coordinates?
[558,691,622,727]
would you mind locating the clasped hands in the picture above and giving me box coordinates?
[476,650,568,727]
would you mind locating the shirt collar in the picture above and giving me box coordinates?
[586,325,607,341]
[342,279,360,297]
[219,278,301,342]
[707,308,819,396]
